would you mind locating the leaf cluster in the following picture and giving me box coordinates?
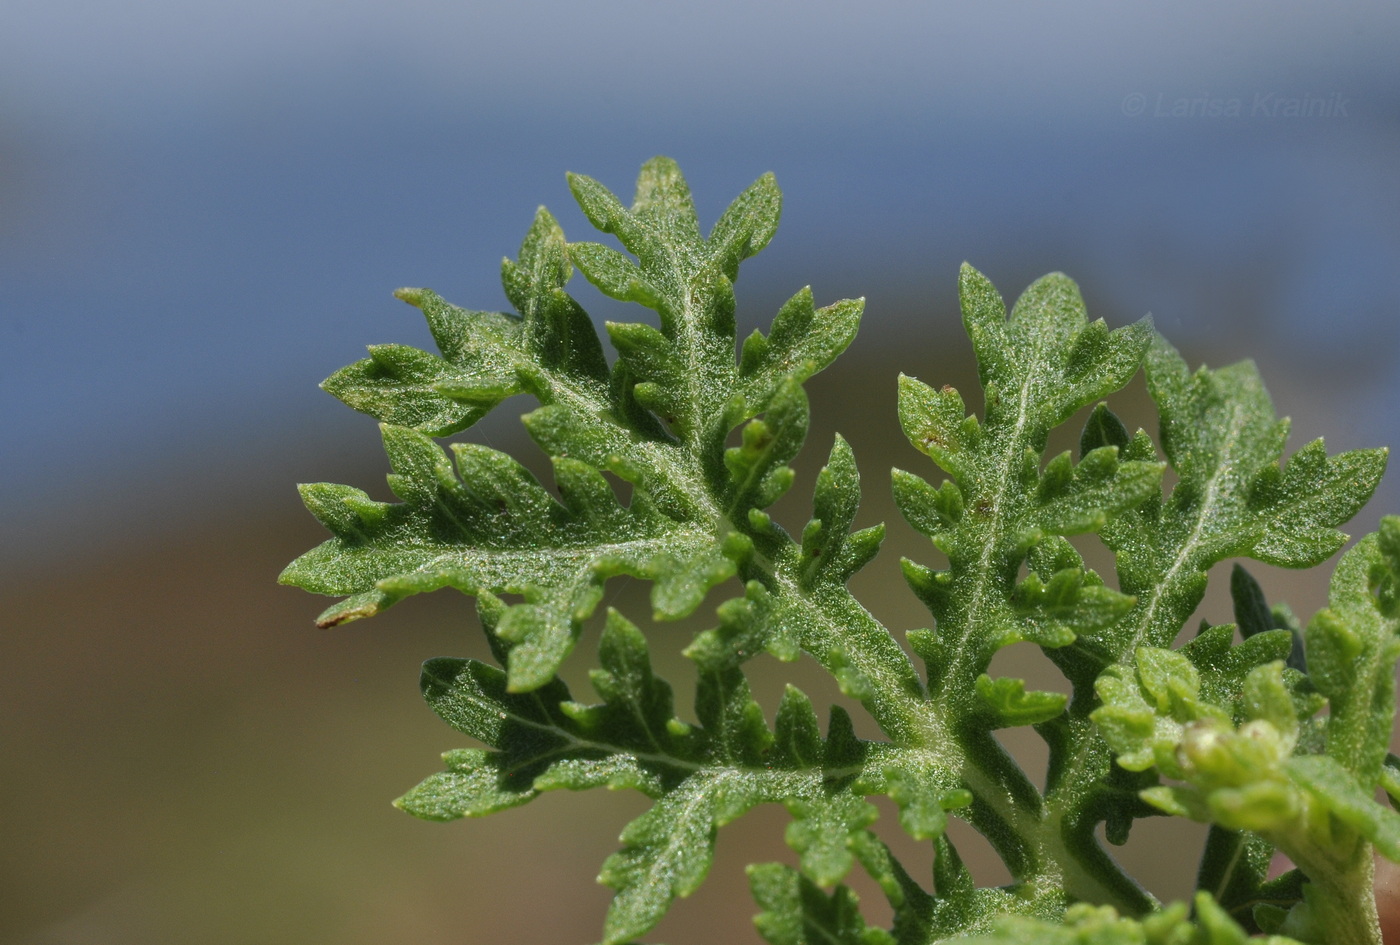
[283,158,1396,944]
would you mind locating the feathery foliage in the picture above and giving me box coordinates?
[282,158,1396,944]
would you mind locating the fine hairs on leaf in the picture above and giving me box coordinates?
[281,157,1398,944]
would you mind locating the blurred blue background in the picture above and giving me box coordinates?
[4,2,1399,943]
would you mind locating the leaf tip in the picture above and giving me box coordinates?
[393,287,427,307]
[315,605,373,629]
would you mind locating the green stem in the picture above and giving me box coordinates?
[1277,831,1382,945]
[771,563,1152,912]
[1300,855,1379,945]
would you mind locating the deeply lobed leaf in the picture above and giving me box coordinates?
[286,158,1398,945]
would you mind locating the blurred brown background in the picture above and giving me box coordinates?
[5,2,1400,942]
[5,334,1385,943]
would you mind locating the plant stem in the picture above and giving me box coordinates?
[1279,834,1381,945]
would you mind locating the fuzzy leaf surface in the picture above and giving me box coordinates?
[285,158,1400,945]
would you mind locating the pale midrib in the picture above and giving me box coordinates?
[951,347,1038,685]
[660,239,710,454]
[773,572,927,728]
[496,702,869,786]
[1035,404,1248,908]
[1129,403,1244,652]
[545,363,722,525]
[770,570,1047,865]
[408,532,712,576]
[737,327,1058,879]
[936,338,1081,885]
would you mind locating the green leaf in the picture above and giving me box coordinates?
[326,209,611,437]
[600,773,747,944]
[1286,755,1400,861]
[708,171,782,279]
[599,763,846,944]
[773,685,823,769]
[321,343,492,436]
[897,374,981,482]
[1177,622,1299,723]
[398,657,667,820]
[783,793,880,887]
[797,435,886,587]
[953,896,1300,945]
[740,289,864,409]
[280,424,735,690]
[855,760,970,842]
[1106,338,1387,653]
[1194,826,1286,933]
[1079,403,1130,457]
[570,241,662,306]
[1050,339,1386,912]
[964,266,1153,437]
[1093,646,1223,774]
[975,674,1069,728]
[749,863,890,945]
[287,159,1398,945]
[393,748,538,821]
[897,265,1157,693]
[1231,564,1306,673]
[724,376,809,518]
[572,609,692,759]
[1307,523,1400,786]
